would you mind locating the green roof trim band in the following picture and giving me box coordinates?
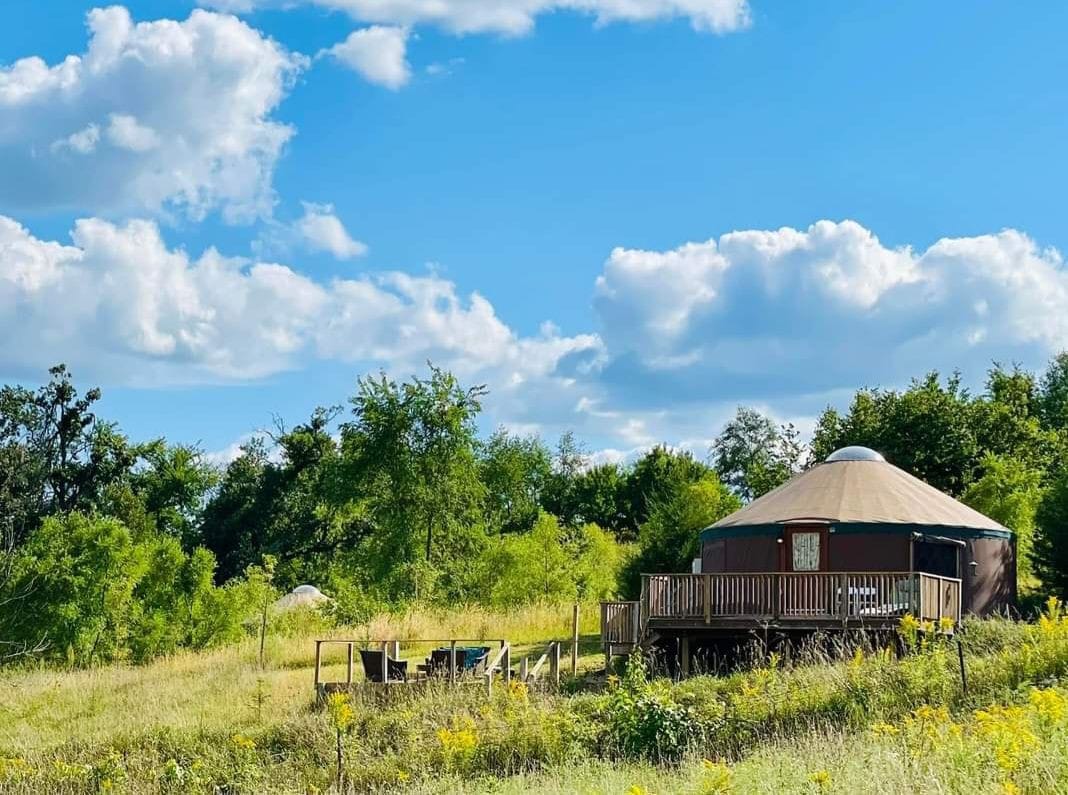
[698,522,1013,544]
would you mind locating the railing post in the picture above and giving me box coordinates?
[520,656,529,682]
[450,639,457,686]
[314,640,323,694]
[703,574,712,625]
[346,642,353,685]
[772,573,781,620]
[839,573,849,622]
[503,642,511,684]
[550,641,560,687]
[937,577,944,624]
[381,641,389,685]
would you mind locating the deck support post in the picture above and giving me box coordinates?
[679,635,691,678]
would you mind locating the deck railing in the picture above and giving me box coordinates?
[601,600,641,645]
[601,571,962,647]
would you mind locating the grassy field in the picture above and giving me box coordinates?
[3,601,1068,793]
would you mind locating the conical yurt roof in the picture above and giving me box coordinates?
[708,446,1007,534]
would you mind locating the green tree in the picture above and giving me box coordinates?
[712,407,803,500]
[810,372,979,494]
[478,429,552,534]
[621,476,741,596]
[1038,352,1068,431]
[571,463,629,536]
[133,440,219,547]
[199,410,368,588]
[341,365,487,600]
[477,513,627,605]
[621,446,711,537]
[540,431,589,529]
[1034,471,1068,599]
[199,439,273,582]
[962,454,1044,585]
[2,513,145,665]
[0,365,137,542]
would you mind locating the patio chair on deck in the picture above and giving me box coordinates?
[427,648,467,677]
[359,648,408,683]
[467,646,491,674]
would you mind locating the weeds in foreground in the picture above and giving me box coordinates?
[4,603,1068,792]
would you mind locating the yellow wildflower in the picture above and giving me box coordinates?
[871,721,899,737]
[700,759,733,793]
[508,679,529,702]
[230,733,256,751]
[0,758,31,781]
[1029,687,1067,725]
[939,615,955,634]
[809,769,831,791]
[326,692,355,734]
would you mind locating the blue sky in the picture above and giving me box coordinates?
[2,0,1067,462]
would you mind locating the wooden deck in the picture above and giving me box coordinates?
[602,571,961,650]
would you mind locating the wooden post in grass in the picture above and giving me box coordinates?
[550,641,561,688]
[314,640,323,696]
[346,642,353,685]
[571,603,580,678]
[381,642,389,685]
[449,640,457,686]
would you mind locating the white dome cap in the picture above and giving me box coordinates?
[826,446,886,463]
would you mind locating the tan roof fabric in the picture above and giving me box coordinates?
[712,458,1006,532]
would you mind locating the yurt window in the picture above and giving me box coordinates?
[791,531,821,571]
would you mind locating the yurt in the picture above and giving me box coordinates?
[699,446,1016,616]
[275,584,331,611]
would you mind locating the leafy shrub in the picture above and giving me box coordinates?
[595,653,712,763]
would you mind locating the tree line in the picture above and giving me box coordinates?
[5,355,1068,665]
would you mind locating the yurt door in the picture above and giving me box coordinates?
[784,526,829,572]
[782,526,831,617]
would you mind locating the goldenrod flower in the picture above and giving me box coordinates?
[809,769,831,791]
[230,733,256,751]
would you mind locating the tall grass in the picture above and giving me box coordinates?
[3,602,1068,793]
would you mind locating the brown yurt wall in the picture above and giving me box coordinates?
[701,534,779,572]
[828,532,910,571]
[963,537,1016,616]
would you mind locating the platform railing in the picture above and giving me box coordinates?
[633,571,960,626]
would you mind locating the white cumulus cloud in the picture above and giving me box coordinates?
[0,6,305,222]
[295,202,368,259]
[200,0,752,36]
[325,26,411,89]
[592,220,1068,408]
[0,215,602,400]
